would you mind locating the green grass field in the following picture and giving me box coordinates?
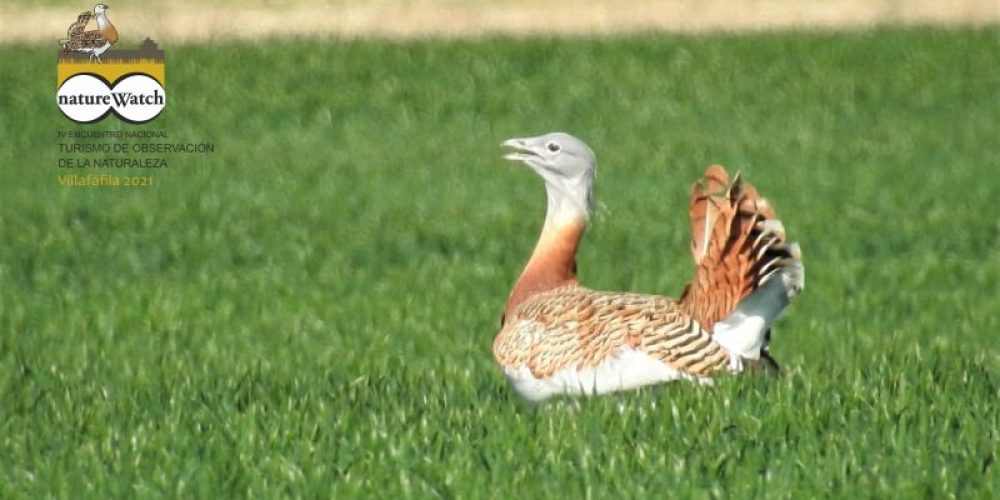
[1,27,998,497]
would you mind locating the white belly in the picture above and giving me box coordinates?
[504,347,709,403]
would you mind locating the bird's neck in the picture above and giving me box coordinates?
[504,187,589,319]
[96,14,109,29]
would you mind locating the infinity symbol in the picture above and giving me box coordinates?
[57,73,166,124]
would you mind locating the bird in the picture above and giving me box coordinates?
[493,132,804,402]
[59,4,119,63]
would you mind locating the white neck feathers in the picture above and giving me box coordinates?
[541,175,592,230]
[503,181,591,319]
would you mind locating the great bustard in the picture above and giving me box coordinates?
[493,132,804,402]
[60,4,119,63]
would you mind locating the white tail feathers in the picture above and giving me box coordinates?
[714,244,804,360]
[680,165,804,362]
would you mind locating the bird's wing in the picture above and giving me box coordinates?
[64,30,109,50]
[679,165,803,330]
[103,24,119,44]
[494,285,730,379]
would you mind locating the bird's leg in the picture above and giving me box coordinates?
[742,354,780,376]
[727,352,744,373]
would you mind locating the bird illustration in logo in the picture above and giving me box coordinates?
[59,4,119,63]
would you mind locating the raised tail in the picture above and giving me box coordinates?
[679,165,803,363]
[60,12,94,50]
[66,12,92,38]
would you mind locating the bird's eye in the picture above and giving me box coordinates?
[546,142,561,153]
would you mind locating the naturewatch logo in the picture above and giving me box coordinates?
[56,4,166,124]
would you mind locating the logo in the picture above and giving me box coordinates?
[56,4,166,124]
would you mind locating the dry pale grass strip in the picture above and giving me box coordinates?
[15,0,1000,44]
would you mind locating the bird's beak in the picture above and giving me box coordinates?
[501,138,538,163]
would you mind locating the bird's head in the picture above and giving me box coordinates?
[94,4,109,15]
[502,132,597,221]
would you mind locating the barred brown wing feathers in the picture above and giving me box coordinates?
[494,287,626,378]
[493,286,729,379]
[64,30,108,50]
[643,313,729,374]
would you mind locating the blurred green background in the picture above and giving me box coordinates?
[1,22,998,498]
